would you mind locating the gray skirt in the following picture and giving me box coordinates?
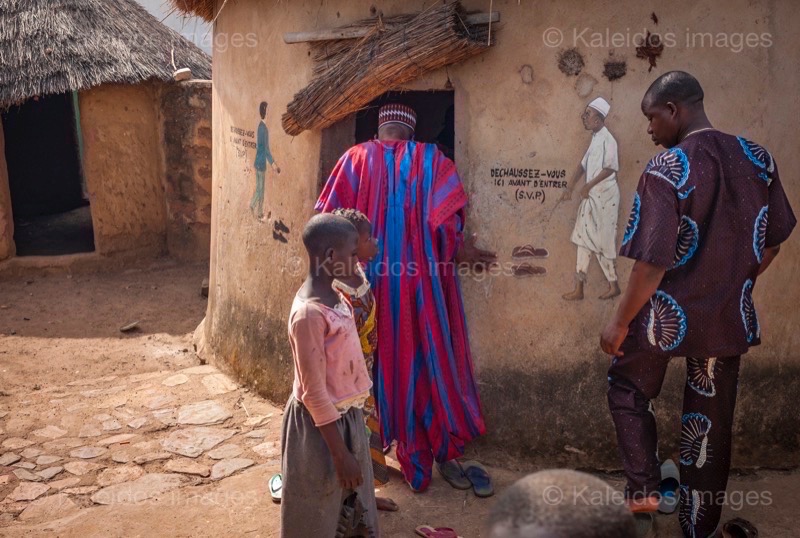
[280,397,379,538]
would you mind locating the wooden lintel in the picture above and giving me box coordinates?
[283,12,500,44]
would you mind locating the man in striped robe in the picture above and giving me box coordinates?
[316,104,496,492]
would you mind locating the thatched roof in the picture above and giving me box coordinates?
[169,0,213,22]
[282,3,494,136]
[0,0,212,107]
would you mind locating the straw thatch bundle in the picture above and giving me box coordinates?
[169,0,214,22]
[282,2,494,136]
[0,0,212,108]
[308,15,417,75]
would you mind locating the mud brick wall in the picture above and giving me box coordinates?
[199,0,800,467]
[160,80,212,262]
[0,120,13,261]
[79,83,167,257]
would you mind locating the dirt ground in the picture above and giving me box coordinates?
[0,261,797,537]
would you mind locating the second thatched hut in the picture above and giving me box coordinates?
[0,0,213,266]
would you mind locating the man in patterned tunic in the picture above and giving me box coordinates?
[600,71,795,536]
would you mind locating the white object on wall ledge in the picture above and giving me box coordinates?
[173,68,192,82]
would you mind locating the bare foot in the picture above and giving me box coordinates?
[376,497,399,511]
[562,287,584,301]
[599,281,621,300]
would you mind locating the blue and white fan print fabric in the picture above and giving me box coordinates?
[672,216,700,269]
[645,148,691,190]
[687,357,718,397]
[679,485,706,538]
[646,291,687,351]
[753,206,768,263]
[622,192,641,246]
[740,279,760,343]
[680,412,712,468]
[737,136,775,185]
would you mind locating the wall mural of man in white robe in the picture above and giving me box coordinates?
[561,97,622,301]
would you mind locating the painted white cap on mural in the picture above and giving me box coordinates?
[587,97,610,118]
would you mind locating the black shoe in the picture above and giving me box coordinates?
[722,518,758,538]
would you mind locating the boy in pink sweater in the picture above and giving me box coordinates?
[280,213,379,538]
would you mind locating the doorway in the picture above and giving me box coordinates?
[2,92,94,256]
[354,90,455,160]
[318,90,455,196]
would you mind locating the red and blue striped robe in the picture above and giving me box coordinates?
[316,140,485,491]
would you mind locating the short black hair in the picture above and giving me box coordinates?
[643,71,704,107]
[302,213,357,257]
[488,470,636,538]
[259,101,268,118]
[332,208,371,233]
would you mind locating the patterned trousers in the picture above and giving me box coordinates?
[607,334,740,538]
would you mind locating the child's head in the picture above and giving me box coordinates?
[302,213,359,279]
[331,208,378,262]
[487,470,636,538]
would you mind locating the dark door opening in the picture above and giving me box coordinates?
[2,93,94,256]
[318,90,455,197]
[355,90,455,160]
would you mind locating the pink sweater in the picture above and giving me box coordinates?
[288,295,372,426]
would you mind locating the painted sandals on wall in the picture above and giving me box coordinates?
[510,244,548,279]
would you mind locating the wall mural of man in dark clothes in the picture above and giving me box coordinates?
[250,101,281,221]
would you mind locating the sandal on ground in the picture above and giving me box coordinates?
[269,473,282,504]
[461,460,494,498]
[435,460,471,490]
[658,459,680,514]
[376,497,399,512]
[633,513,655,538]
[415,526,462,538]
[722,518,758,538]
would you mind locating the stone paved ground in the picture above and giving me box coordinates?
[0,263,796,537]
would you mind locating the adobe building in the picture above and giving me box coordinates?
[173,0,799,467]
[0,0,214,269]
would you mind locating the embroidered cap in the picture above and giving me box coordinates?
[378,103,417,132]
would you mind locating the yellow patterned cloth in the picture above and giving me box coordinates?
[333,272,388,485]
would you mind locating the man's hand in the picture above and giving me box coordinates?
[600,322,628,357]
[580,184,592,199]
[456,233,497,272]
[599,260,666,358]
[333,450,363,490]
[560,189,573,202]
[272,163,281,174]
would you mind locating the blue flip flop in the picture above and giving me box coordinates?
[658,459,679,514]
[461,460,494,498]
[435,460,472,490]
